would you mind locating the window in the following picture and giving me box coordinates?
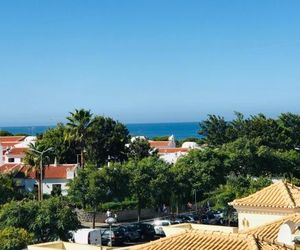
[8,158,14,162]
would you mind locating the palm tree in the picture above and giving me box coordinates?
[23,143,52,201]
[65,109,93,168]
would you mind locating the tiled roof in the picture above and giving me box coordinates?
[149,141,171,149]
[6,147,28,156]
[0,163,23,174]
[230,181,300,209]
[246,214,300,243]
[131,230,259,250]
[1,142,22,148]
[129,227,300,250]
[0,136,25,142]
[43,164,77,179]
[257,240,298,250]
[158,148,189,154]
[0,163,77,179]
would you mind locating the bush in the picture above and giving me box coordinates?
[99,200,138,212]
[0,227,33,250]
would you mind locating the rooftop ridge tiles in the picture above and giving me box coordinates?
[282,182,297,208]
[230,181,300,209]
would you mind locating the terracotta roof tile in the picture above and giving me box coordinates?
[158,148,189,154]
[0,136,25,142]
[246,214,300,243]
[0,163,23,174]
[130,230,259,250]
[149,141,171,149]
[0,163,77,179]
[6,147,28,156]
[43,164,77,179]
[230,181,300,209]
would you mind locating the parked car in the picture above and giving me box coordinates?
[118,225,141,242]
[200,212,223,225]
[153,219,171,236]
[174,214,199,224]
[132,222,155,241]
[72,228,104,245]
[101,227,125,246]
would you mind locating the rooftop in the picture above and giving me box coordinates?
[230,181,300,209]
[246,214,300,243]
[0,163,77,179]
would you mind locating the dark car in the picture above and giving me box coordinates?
[132,222,155,241]
[174,214,199,224]
[101,227,125,246]
[118,225,141,242]
[200,212,222,225]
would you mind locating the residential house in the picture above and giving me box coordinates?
[230,181,300,231]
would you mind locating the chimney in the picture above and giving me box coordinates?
[53,157,58,167]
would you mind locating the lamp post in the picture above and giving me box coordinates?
[105,217,116,247]
[31,147,53,201]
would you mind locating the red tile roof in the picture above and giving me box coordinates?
[43,164,77,179]
[0,136,25,142]
[0,163,77,180]
[158,148,189,154]
[6,147,28,156]
[0,163,23,174]
[149,141,171,149]
[1,142,22,148]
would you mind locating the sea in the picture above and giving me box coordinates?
[0,122,200,140]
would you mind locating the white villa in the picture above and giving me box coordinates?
[148,135,200,164]
[0,136,77,195]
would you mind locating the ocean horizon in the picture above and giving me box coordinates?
[0,122,201,140]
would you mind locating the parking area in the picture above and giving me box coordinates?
[76,210,236,248]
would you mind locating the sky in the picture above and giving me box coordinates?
[0,0,300,126]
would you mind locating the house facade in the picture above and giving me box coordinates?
[230,181,300,231]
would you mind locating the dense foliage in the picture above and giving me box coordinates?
[0,198,80,242]
[0,227,33,250]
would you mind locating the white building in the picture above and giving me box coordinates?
[0,163,78,196]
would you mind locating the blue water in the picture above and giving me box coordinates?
[0,122,200,140]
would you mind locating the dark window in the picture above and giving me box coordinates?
[8,158,14,162]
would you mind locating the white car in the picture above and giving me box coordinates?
[72,228,104,245]
[153,219,171,236]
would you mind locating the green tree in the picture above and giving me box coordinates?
[199,115,230,146]
[125,157,154,221]
[101,163,131,202]
[149,159,173,211]
[0,174,20,205]
[86,116,130,166]
[127,138,154,161]
[0,200,39,230]
[172,148,226,209]
[65,109,93,167]
[278,112,300,148]
[0,130,13,136]
[32,197,80,242]
[68,165,110,228]
[0,198,79,243]
[152,135,169,141]
[0,227,33,250]
[39,123,77,164]
[207,175,271,224]
[125,157,172,221]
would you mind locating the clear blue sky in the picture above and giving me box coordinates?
[1,0,300,126]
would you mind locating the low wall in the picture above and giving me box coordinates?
[76,208,156,223]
